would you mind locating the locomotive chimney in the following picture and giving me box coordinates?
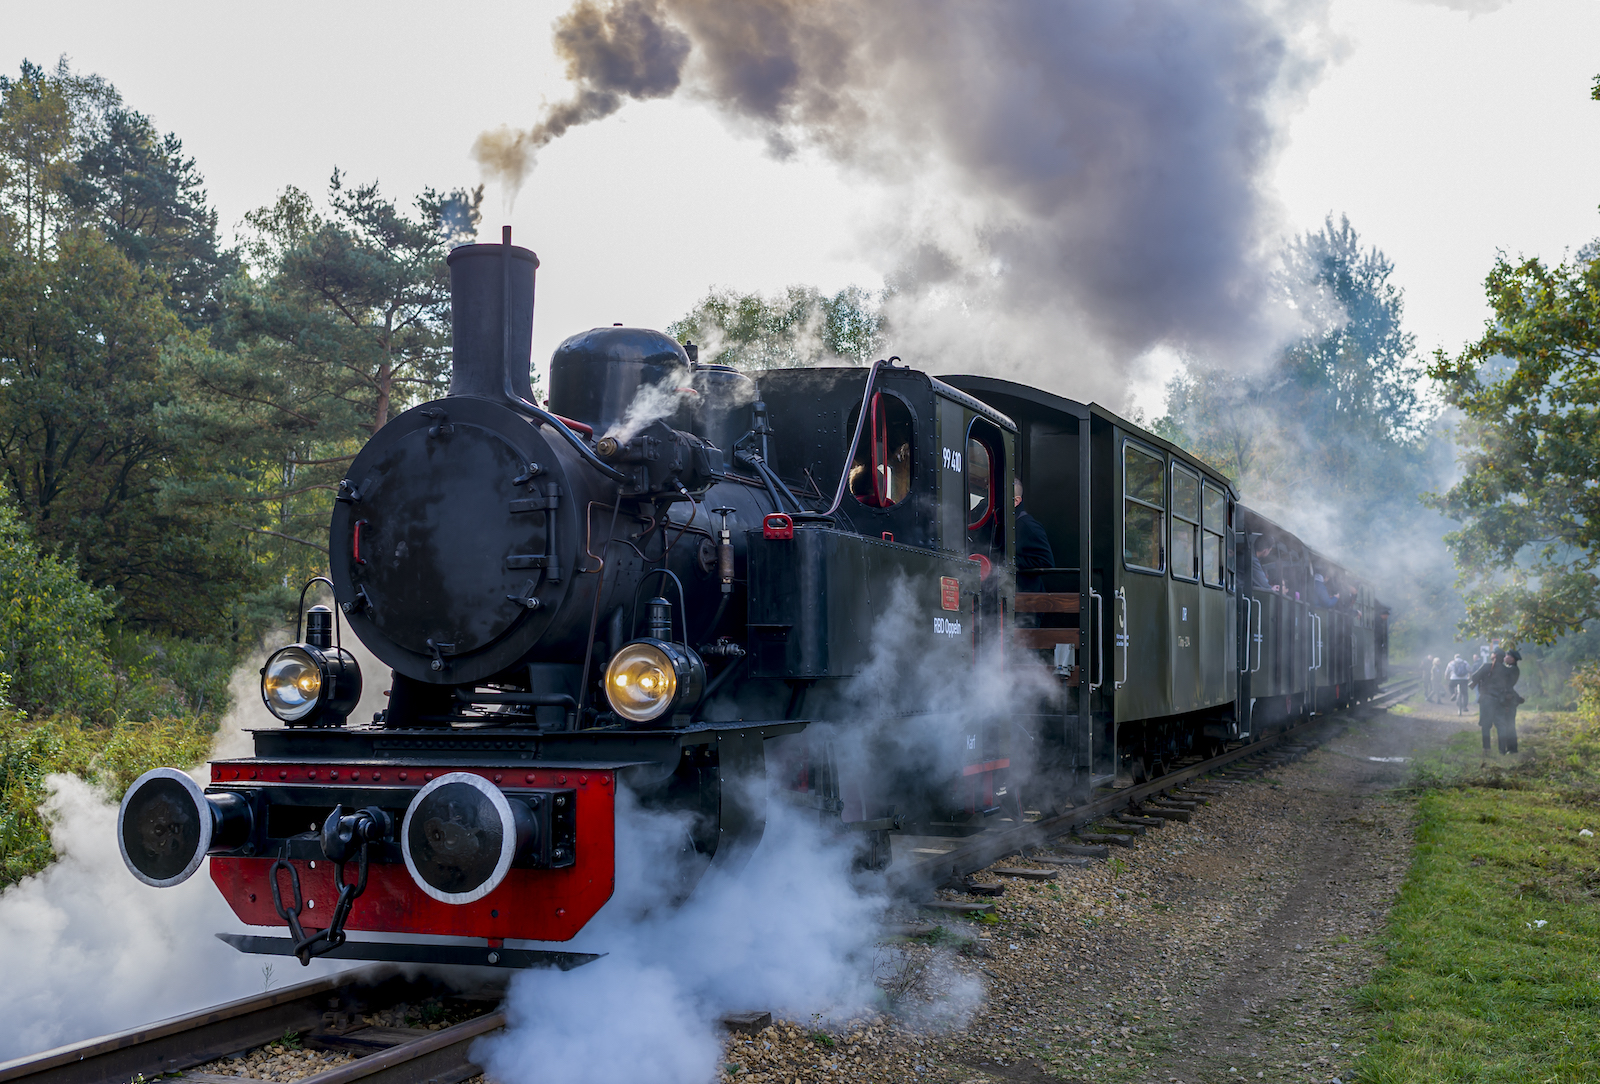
[445,225,541,407]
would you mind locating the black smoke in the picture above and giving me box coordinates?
[479,0,1333,396]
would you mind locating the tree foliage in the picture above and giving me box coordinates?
[1157,215,1433,554]
[0,502,116,719]
[0,59,484,635]
[668,284,884,369]
[66,105,237,328]
[188,175,483,578]
[0,230,257,633]
[235,172,481,433]
[1427,244,1600,646]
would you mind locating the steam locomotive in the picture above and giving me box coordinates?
[117,229,1388,969]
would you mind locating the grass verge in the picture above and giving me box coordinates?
[1357,714,1600,1082]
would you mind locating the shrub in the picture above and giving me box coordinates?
[0,505,118,722]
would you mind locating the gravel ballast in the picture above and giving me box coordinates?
[710,706,1443,1084]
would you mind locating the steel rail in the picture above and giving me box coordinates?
[0,966,503,1084]
[894,686,1402,893]
[292,1010,506,1084]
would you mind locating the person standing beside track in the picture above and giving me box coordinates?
[1445,653,1471,714]
[1419,655,1436,702]
[1470,645,1523,757]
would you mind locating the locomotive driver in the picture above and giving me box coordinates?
[1014,479,1056,594]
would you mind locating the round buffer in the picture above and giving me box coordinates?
[401,772,534,904]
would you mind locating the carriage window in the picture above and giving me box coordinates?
[1202,482,1227,588]
[966,437,993,529]
[1123,444,1165,572]
[847,393,913,508]
[1171,465,1199,581]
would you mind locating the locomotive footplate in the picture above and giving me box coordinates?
[215,933,601,970]
[203,720,805,955]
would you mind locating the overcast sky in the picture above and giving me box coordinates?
[9,0,1600,412]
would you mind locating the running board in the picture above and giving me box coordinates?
[216,933,601,970]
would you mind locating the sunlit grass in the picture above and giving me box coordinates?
[1358,715,1600,1082]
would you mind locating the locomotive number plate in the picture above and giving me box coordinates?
[940,576,960,611]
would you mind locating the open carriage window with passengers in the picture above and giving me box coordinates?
[848,392,914,507]
[1123,442,1165,572]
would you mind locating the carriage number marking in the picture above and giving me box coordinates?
[941,447,963,472]
[1178,635,1192,648]
[934,617,964,636]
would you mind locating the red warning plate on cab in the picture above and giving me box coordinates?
[940,577,960,611]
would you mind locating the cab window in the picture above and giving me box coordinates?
[966,437,992,528]
[847,392,913,508]
[1123,443,1165,573]
[965,418,1006,559]
[1202,482,1227,588]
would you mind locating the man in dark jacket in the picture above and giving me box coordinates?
[1471,646,1523,756]
[1014,479,1056,594]
[1250,535,1272,590]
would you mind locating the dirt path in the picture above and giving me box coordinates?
[717,699,1473,1084]
[958,700,1469,1084]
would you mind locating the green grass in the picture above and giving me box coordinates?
[1357,716,1600,1082]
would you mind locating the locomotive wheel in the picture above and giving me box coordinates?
[1129,754,1149,785]
[1149,757,1167,779]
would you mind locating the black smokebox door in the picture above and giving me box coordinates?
[356,423,545,656]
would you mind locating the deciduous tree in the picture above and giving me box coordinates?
[1427,243,1600,645]
[668,284,884,369]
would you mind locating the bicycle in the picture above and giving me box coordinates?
[1452,680,1470,715]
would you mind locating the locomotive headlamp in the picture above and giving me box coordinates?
[604,639,705,724]
[260,643,362,726]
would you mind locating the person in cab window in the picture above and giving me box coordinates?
[1250,535,1272,590]
[1013,479,1055,593]
[1313,573,1335,608]
[886,441,911,505]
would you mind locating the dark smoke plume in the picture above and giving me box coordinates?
[481,0,1332,396]
[474,0,691,192]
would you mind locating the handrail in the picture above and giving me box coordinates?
[1114,586,1128,691]
[1240,594,1253,674]
[1088,588,1103,692]
[806,358,887,521]
[1250,596,1263,674]
[1309,612,1323,672]
[497,230,627,485]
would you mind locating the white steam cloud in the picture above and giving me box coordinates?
[603,364,699,443]
[480,579,1037,1081]
[475,791,890,1084]
[0,648,369,1063]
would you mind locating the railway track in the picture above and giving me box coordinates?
[0,967,508,1084]
[1,683,1413,1084]
[893,681,1416,893]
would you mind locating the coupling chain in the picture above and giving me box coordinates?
[269,839,371,966]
